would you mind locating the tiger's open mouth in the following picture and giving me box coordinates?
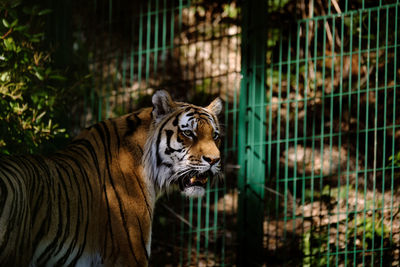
[178,171,212,191]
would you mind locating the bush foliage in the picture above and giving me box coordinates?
[0,0,86,154]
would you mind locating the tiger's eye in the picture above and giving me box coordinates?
[183,130,193,137]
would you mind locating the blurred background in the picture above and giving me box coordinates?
[0,0,399,266]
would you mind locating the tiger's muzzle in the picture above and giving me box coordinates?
[177,170,216,197]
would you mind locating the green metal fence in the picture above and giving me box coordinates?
[239,0,400,266]
[67,0,240,266]
[61,0,400,265]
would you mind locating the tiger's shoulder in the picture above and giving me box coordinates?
[70,107,153,163]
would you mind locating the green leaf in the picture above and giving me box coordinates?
[49,74,67,81]
[38,9,52,16]
[3,38,14,50]
[10,19,18,28]
[2,19,10,28]
[36,111,46,121]
[14,25,28,32]
[34,71,44,81]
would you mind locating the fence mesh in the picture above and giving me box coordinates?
[67,0,240,266]
[56,0,400,265]
[239,0,400,266]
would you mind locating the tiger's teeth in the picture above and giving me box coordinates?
[189,176,207,184]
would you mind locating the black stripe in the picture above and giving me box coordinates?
[0,161,27,233]
[50,156,88,266]
[133,172,152,220]
[0,158,31,258]
[172,112,182,126]
[59,152,93,201]
[39,183,65,264]
[136,216,149,261]
[53,166,71,256]
[101,121,140,265]
[0,168,14,253]
[73,139,102,187]
[35,155,87,264]
[156,120,170,165]
[0,170,8,219]
[164,130,182,155]
[92,122,116,255]
[54,155,86,266]
[99,120,142,265]
[35,163,71,263]
[23,157,45,218]
[110,119,121,151]
[162,163,172,168]
[155,112,183,165]
[125,113,141,137]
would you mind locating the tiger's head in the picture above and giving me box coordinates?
[144,90,222,197]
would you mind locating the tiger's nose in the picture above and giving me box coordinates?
[202,156,220,166]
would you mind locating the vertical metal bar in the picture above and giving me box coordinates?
[205,180,210,263]
[283,27,292,244]
[270,0,283,250]
[292,20,301,237]
[300,19,310,248]
[343,11,354,265]
[361,9,372,266]
[273,23,283,255]
[353,10,363,266]
[187,197,194,266]
[169,0,175,53]
[328,0,332,15]
[265,0,274,255]
[153,0,159,74]
[179,196,185,265]
[370,8,380,266]
[145,0,152,88]
[326,15,336,267]
[105,35,111,119]
[309,16,319,266]
[379,7,390,266]
[177,1,188,265]
[238,0,267,264]
[130,17,136,99]
[122,50,127,111]
[161,0,167,77]
[334,14,345,267]
[137,4,144,93]
[213,180,219,264]
[309,16,318,265]
[317,16,327,264]
[389,3,398,247]
[195,196,202,264]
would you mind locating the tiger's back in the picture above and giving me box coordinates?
[0,108,154,266]
[0,90,222,266]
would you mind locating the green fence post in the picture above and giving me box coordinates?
[238,0,267,265]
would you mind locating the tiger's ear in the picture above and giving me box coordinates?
[206,97,222,115]
[152,90,176,119]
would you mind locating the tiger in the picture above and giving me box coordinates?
[0,90,222,266]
